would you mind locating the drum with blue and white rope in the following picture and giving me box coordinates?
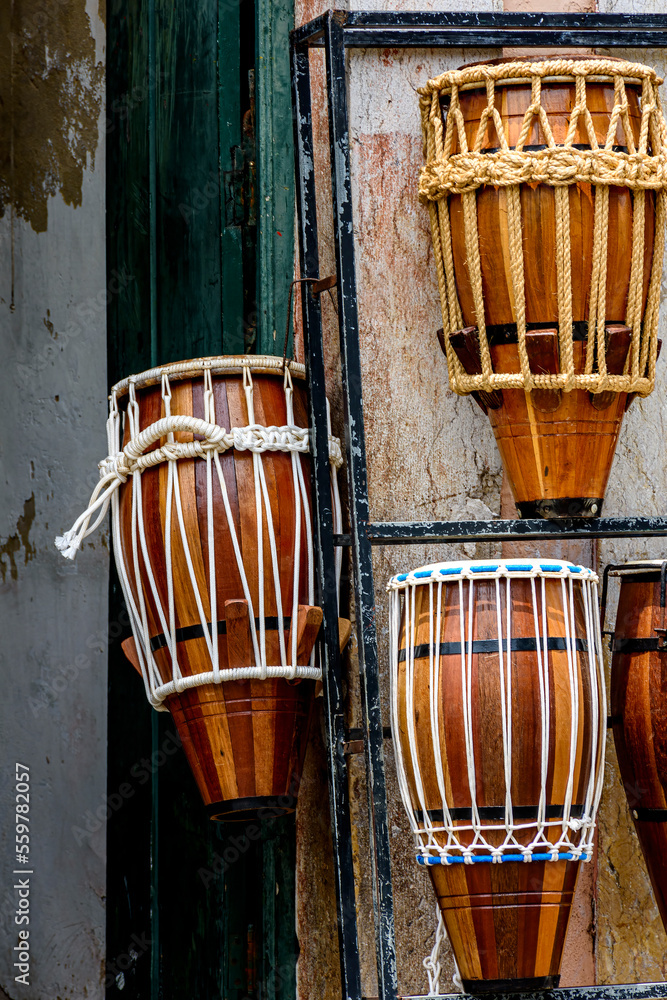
[388,558,606,993]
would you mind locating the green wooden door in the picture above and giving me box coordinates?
[106,1,298,996]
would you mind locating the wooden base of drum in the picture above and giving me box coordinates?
[611,566,667,932]
[167,678,315,817]
[444,331,630,518]
[122,636,315,820]
[206,796,298,823]
[429,860,579,988]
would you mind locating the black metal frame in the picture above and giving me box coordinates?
[291,13,667,1000]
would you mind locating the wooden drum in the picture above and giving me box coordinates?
[389,559,606,993]
[420,58,667,518]
[608,561,667,929]
[56,356,343,821]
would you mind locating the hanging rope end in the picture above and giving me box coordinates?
[55,529,82,561]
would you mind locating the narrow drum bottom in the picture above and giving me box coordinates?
[463,975,560,994]
[207,795,297,822]
[430,860,579,984]
[517,497,604,519]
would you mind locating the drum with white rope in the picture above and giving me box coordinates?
[388,558,606,993]
[57,355,343,821]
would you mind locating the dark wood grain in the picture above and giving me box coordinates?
[397,576,596,986]
[611,570,667,929]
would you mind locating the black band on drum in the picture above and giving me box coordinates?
[150,616,292,652]
[517,497,604,519]
[397,636,588,663]
[414,804,585,823]
[612,636,666,653]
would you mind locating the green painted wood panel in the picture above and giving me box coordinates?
[107,1,300,996]
[256,0,295,356]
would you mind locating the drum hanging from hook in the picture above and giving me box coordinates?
[420,57,667,517]
[389,559,607,992]
[56,356,344,821]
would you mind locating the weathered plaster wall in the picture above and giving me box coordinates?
[0,2,108,998]
[593,17,667,983]
[294,0,667,995]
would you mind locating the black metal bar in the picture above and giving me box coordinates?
[344,10,667,26]
[342,29,667,47]
[291,36,363,1000]
[365,517,667,545]
[324,11,398,1000]
[291,9,330,46]
[291,9,667,47]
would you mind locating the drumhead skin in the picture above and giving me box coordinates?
[388,558,597,589]
[110,354,306,399]
[389,557,606,989]
[610,559,667,934]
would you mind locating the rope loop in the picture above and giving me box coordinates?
[419,56,667,398]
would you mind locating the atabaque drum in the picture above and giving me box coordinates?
[389,559,606,993]
[420,58,667,517]
[56,356,343,821]
[607,560,667,930]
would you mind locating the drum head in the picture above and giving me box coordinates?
[111,354,306,399]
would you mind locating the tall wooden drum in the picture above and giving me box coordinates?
[56,356,343,821]
[389,559,606,993]
[607,560,667,930]
[420,58,667,517]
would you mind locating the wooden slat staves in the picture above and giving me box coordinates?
[487,340,627,515]
[397,577,595,990]
[449,76,656,329]
[116,368,320,821]
[612,570,667,932]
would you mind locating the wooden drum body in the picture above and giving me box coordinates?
[59,356,342,821]
[421,58,667,518]
[609,561,667,929]
[389,560,606,992]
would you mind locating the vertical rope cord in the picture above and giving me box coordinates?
[463,578,482,857]
[389,563,607,864]
[559,576,580,855]
[389,589,421,840]
[244,367,268,677]
[419,59,667,396]
[406,583,433,844]
[531,576,549,850]
[497,576,514,856]
[285,367,302,678]
[203,366,220,680]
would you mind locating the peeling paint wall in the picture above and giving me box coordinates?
[294,0,667,995]
[0,1,108,997]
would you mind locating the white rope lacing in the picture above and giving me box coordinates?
[55,418,342,561]
[423,905,463,997]
[56,360,344,705]
[388,559,606,866]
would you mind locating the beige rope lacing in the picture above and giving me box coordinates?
[419,58,667,397]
